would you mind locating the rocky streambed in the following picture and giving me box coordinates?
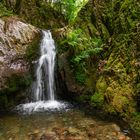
[0,106,137,140]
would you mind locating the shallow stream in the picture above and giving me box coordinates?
[0,102,137,140]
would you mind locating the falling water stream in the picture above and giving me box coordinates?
[35,30,56,101]
[0,30,136,140]
[16,30,68,114]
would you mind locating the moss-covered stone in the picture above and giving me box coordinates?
[0,73,32,110]
[91,92,104,108]
[18,0,67,29]
[96,77,107,94]
[26,32,41,63]
[130,113,140,135]
[6,74,32,93]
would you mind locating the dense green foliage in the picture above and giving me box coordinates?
[58,27,103,84]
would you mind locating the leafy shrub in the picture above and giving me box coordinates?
[66,28,103,55]
[61,28,103,85]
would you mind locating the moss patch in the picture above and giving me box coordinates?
[26,32,41,63]
[6,74,32,93]
[91,92,104,108]
[130,113,140,135]
[18,0,66,29]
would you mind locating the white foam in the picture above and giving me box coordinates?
[15,100,70,114]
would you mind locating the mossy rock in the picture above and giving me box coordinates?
[19,0,66,29]
[26,32,41,63]
[130,113,140,135]
[78,93,91,103]
[96,76,107,94]
[91,92,104,108]
[0,73,32,110]
[5,74,32,93]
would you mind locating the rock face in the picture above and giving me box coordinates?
[0,16,39,109]
[55,0,140,134]
[19,0,66,29]
[57,52,84,95]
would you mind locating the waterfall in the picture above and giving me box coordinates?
[34,30,56,101]
[16,30,69,114]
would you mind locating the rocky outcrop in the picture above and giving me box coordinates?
[55,0,140,135]
[56,52,85,100]
[0,16,40,109]
[18,0,66,29]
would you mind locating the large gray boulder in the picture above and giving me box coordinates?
[0,16,40,109]
[0,17,39,90]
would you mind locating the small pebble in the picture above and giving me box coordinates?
[119,134,126,140]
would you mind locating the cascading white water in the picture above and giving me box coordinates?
[15,30,69,114]
[35,30,56,101]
